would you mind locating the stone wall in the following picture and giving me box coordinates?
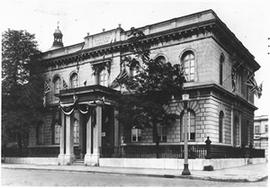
[137,95,235,145]
[28,111,54,147]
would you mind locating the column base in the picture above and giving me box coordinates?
[58,154,65,165]
[182,164,191,175]
[84,154,93,166]
[90,153,100,166]
[64,154,75,165]
[84,153,100,166]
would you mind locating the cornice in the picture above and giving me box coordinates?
[213,19,260,71]
[39,20,216,66]
[184,83,257,111]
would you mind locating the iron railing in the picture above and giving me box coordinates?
[100,144,265,159]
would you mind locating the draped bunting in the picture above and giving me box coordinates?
[59,97,97,127]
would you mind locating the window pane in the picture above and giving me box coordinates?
[71,74,78,88]
[190,133,195,140]
[190,67,194,74]
[190,74,194,81]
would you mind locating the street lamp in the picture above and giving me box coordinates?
[182,93,191,175]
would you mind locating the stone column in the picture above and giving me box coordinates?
[231,108,234,146]
[84,114,92,165]
[92,105,102,166]
[65,115,75,165]
[114,108,119,147]
[239,113,242,147]
[58,111,65,165]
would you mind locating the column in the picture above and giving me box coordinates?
[231,108,234,146]
[84,114,92,165]
[239,113,242,146]
[92,105,102,166]
[58,111,65,165]
[65,115,75,165]
[114,108,119,147]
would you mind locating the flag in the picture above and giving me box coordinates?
[110,68,129,88]
[246,72,263,98]
[63,79,68,89]
[43,80,51,107]
[44,80,51,94]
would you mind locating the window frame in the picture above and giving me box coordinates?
[99,69,108,86]
[219,53,225,85]
[255,125,260,134]
[219,111,224,143]
[157,125,167,142]
[181,109,196,142]
[70,73,78,88]
[181,51,195,82]
[131,126,142,142]
[36,122,43,145]
[53,76,61,94]
[73,119,80,144]
[54,123,61,144]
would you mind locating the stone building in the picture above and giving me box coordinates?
[28,9,261,165]
[254,115,268,159]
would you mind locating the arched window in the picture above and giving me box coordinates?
[155,55,166,64]
[73,119,79,144]
[181,109,196,141]
[181,51,195,82]
[70,73,78,88]
[53,76,61,94]
[219,53,225,85]
[54,123,61,144]
[219,111,224,143]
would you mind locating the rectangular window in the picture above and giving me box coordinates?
[100,70,108,87]
[265,124,268,133]
[131,127,142,142]
[158,126,167,142]
[54,124,61,144]
[73,120,79,144]
[36,124,43,145]
[255,125,260,134]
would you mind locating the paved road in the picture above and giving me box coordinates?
[1,168,268,186]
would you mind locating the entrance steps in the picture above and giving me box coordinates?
[73,159,84,166]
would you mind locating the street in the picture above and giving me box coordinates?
[1,168,268,186]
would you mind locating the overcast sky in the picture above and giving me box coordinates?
[1,0,269,116]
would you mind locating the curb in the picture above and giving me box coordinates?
[2,165,268,183]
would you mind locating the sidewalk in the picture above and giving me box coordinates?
[1,162,268,182]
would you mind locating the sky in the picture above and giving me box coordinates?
[1,0,269,116]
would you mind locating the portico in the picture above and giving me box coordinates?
[57,85,120,165]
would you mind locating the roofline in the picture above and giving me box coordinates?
[39,9,260,71]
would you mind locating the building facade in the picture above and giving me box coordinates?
[28,10,261,165]
[254,115,268,158]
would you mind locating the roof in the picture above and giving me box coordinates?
[38,9,260,70]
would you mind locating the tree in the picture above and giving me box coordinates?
[2,29,43,154]
[117,28,186,157]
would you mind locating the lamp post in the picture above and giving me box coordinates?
[182,93,191,175]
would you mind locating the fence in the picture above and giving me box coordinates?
[100,143,265,159]
[100,144,207,158]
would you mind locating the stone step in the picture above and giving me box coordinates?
[72,160,84,166]
[73,159,84,166]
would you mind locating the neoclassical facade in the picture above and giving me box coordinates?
[29,10,261,165]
